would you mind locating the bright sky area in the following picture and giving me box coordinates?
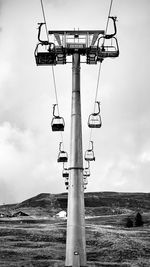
[0,0,150,204]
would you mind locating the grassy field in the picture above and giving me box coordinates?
[0,214,150,267]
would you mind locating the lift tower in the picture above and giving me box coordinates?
[35,18,119,267]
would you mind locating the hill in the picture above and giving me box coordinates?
[0,191,150,217]
[0,192,150,266]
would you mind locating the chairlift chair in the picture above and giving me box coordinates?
[83,168,90,177]
[97,16,119,61]
[35,23,57,66]
[62,163,69,178]
[88,101,102,128]
[83,177,88,186]
[57,142,68,163]
[62,169,69,178]
[51,116,65,131]
[65,180,69,186]
[85,150,95,161]
[83,162,90,177]
[57,151,68,163]
[84,141,95,162]
[51,104,65,131]
[34,43,56,66]
[97,36,119,60]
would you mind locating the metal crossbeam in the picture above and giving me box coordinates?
[49,30,105,35]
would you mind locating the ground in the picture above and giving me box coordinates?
[0,213,150,267]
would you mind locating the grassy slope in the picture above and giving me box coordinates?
[0,192,150,266]
[0,216,150,266]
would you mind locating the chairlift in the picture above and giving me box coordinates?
[96,16,119,60]
[62,163,69,178]
[65,179,69,187]
[88,101,102,128]
[83,177,88,186]
[84,141,95,161]
[51,104,65,131]
[34,43,56,66]
[97,36,119,60]
[83,162,90,177]
[57,142,68,163]
[34,22,57,66]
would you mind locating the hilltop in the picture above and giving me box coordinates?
[0,191,150,218]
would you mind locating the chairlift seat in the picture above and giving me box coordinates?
[62,170,69,178]
[98,48,119,58]
[57,151,68,163]
[84,180,88,186]
[65,181,69,186]
[88,114,102,128]
[84,150,95,161]
[35,52,56,65]
[97,36,119,60]
[51,116,65,131]
[83,169,90,177]
[83,177,88,185]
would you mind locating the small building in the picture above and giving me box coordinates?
[56,210,67,218]
[12,211,29,217]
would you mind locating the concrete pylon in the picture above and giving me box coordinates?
[65,53,87,267]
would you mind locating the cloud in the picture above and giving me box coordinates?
[0,179,16,204]
[0,122,64,203]
[0,0,150,204]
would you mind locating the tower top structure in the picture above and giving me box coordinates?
[34,17,119,66]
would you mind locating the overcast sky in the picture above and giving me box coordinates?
[0,0,150,204]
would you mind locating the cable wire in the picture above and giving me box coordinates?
[88,0,114,149]
[40,0,49,42]
[40,0,64,145]
[93,62,102,112]
[88,62,102,147]
[51,66,60,115]
[105,0,114,34]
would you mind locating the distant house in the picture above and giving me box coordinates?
[12,211,29,217]
[56,210,67,218]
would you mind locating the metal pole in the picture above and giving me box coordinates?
[65,53,87,267]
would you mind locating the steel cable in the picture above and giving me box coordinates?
[88,0,114,149]
[40,0,64,146]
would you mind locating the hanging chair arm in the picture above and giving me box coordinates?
[59,142,63,152]
[93,101,100,115]
[89,140,94,151]
[37,23,49,45]
[37,22,55,48]
[104,16,117,39]
[53,104,57,117]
